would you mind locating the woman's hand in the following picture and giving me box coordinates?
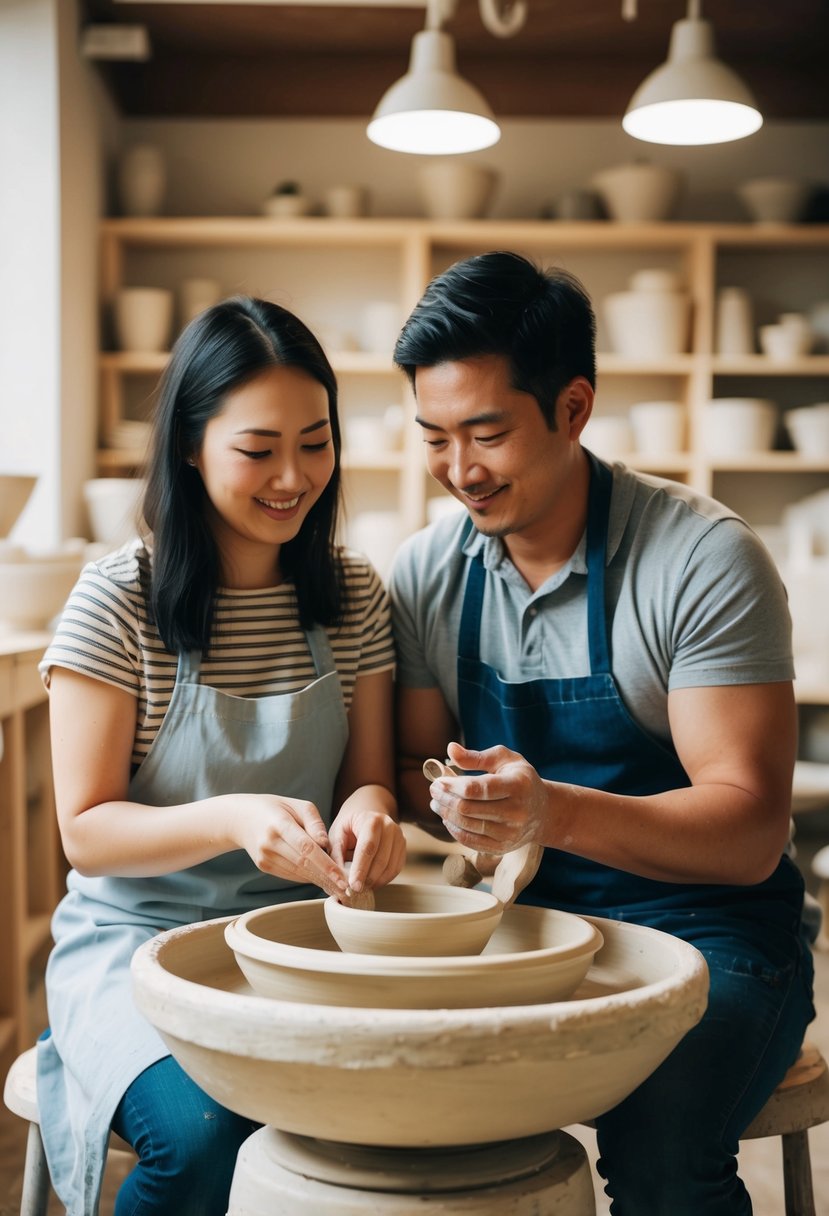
[426,742,550,855]
[232,793,349,897]
[329,800,407,893]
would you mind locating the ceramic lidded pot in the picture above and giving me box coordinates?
[603,268,690,358]
[591,162,682,223]
[416,161,499,220]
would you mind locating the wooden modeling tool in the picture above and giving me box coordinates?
[423,758,543,909]
[340,885,375,910]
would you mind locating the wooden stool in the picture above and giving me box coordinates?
[580,1039,828,1215]
[740,1041,829,1216]
[3,1046,134,1216]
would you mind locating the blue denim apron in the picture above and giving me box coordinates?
[456,456,805,940]
[38,626,348,1216]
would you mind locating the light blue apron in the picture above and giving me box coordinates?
[37,627,348,1216]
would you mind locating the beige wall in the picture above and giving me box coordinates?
[121,116,829,222]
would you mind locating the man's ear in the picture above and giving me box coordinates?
[560,377,594,438]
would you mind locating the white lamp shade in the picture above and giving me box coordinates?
[623,17,762,146]
[368,29,500,155]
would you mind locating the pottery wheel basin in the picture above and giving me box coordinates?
[227,898,601,1008]
[131,909,708,1147]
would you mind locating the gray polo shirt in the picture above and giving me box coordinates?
[388,459,794,746]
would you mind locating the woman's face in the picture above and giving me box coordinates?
[194,364,335,586]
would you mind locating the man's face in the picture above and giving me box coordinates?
[414,354,589,548]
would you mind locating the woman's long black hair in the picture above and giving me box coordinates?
[141,296,344,654]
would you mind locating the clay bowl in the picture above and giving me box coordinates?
[323,883,502,957]
[225,899,602,1009]
[132,912,709,1146]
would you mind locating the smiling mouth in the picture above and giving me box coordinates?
[255,495,301,511]
[461,486,506,509]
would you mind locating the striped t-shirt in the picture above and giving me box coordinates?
[40,539,395,768]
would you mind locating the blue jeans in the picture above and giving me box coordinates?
[111,1056,259,1216]
[594,931,815,1215]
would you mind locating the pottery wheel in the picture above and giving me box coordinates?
[264,1129,561,1192]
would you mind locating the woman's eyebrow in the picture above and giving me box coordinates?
[233,418,331,437]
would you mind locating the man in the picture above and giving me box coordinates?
[388,250,814,1214]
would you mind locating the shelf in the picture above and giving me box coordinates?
[597,355,696,376]
[705,454,829,472]
[796,683,829,705]
[628,454,693,474]
[98,350,396,376]
[711,355,829,376]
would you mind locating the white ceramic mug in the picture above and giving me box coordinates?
[117,145,165,217]
[114,288,173,352]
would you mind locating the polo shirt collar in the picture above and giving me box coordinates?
[459,457,634,576]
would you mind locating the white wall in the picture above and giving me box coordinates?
[0,0,61,546]
[120,116,829,221]
[0,0,118,547]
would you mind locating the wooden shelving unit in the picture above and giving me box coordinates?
[95,217,829,707]
[0,635,64,1073]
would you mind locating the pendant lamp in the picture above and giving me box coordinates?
[367,2,501,156]
[622,1,762,146]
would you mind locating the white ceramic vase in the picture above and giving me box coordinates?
[716,287,754,355]
[117,145,166,218]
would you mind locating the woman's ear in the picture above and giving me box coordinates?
[560,377,594,439]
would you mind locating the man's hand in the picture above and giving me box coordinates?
[425,741,549,855]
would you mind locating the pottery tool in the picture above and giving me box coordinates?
[423,758,543,909]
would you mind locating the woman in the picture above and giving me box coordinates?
[37,297,405,1216]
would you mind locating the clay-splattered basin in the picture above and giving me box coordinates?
[323,884,503,957]
[226,899,601,1008]
[132,911,708,1146]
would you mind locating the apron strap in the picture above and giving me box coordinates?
[585,454,613,677]
[305,624,337,678]
[175,650,202,682]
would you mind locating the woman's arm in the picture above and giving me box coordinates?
[49,667,350,895]
[330,666,405,891]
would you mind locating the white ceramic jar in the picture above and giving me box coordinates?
[603,268,690,358]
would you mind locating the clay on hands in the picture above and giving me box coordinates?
[424,758,543,908]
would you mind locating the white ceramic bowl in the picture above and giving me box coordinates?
[225,899,603,1009]
[416,161,498,220]
[629,401,686,454]
[323,884,503,957]
[591,163,682,223]
[134,912,706,1146]
[261,193,311,218]
[737,177,812,224]
[0,474,36,537]
[83,478,145,548]
[0,553,83,632]
[759,323,812,361]
[603,290,690,358]
[785,404,829,458]
[702,398,777,457]
[581,416,635,459]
